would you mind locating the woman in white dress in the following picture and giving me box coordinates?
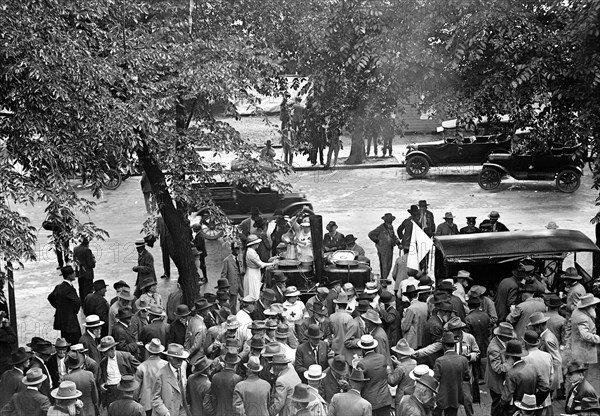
[244,234,277,299]
[293,216,313,259]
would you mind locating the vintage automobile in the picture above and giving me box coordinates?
[431,229,599,291]
[478,145,584,192]
[192,182,312,239]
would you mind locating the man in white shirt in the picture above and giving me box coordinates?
[236,296,256,339]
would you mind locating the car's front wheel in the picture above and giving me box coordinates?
[406,155,430,178]
[101,169,122,190]
[556,169,581,193]
[478,167,502,190]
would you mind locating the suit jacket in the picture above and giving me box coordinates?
[571,308,600,364]
[359,351,392,410]
[522,347,552,401]
[435,222,458,236]
[139,321,170,355]
[73,244,95,280]
[485,336,509,394]
[546,311,566,346]
[63,368,98,416]
[422,315,444,367]
[434,351,470,409]
[79,331,101,365]
[133,356,167,412]
[506,298,547,339]
[135,249,156,288]
[329,389,372,416]
[111,322,139,356]
[186,373,214,416]
[479,220,509,233]
[502,360,538,404]
[494,276,520,322]
[211,368,242,416]
[108,398,145,416]
[418,210,436,237]
[380,304,401,347]
[323,232,345,253]
[566,379,598,413]
[402,299,428,349]
[294,341,329,382]
[46,354,61,389]
[233,374,270,416]
[83,293,109,335]
[167,319,187,346]
[48,281,81,332]
[0,388,50,416]
[370,326,391,365]
[322,367,347,402]
[465,308,491,356]
[397,394,432,416]
[28,356,52,399]
[271,284,286,305]
[539,328,563,390]
[151,364,186,416]
[0,368,25,409]
[268,367,301,416]
[395,218,416,250]
[330,310,361,364]
[99,351,140,387]
[221,254,242,296]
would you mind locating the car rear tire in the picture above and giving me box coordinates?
[478,167,501,190]
[406,155,430,178]
[556,169,581,193]
[101,169,122,190]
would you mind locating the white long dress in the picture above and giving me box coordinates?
[244,247,268,299]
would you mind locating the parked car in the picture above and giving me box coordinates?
[191,182,312,239]
[478,145,584,192]
[403,133,511,178]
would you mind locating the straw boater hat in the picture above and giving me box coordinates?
[134,238,146,247]
[51,381,82,400]
[246,235,262,246]
[409,364,434,380]
[304,364,326,381]
[357,334,378,350]
[515,394,543,411]
[83,315,104,328]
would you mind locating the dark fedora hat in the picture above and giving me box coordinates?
[117,374,140,392]
[310,302,328,316]
[418,200,429,207]
[273,272,288,283]
[250,335,266,350]
[382,213,396,222]
[356,300,370,313]
[31,339,56,355]
[193,356,213,374]
[194,298,212,312]
[291,384,316,403]
[344,234,358,244]
[223,350,241,365]
[60,265,75,277]
[575,397,600,412]
[435,281,455,292]
[416,374,439,394]
[53,338,71,348]
[214,278,231,290]
[348,366,370,382]
[11,347,33,366]
[544,295,562,308]
[503,340,528,358]
[329,355,348,376]
[174,304,191,317]
[523,330,540,346]
[467,297,481,307]
[113,280,130,290]
[567,360,588,375]
[261,288,276,302]
[116,306,133,320]
[92,280,109,291]
[306,324,324,339]
[407,205,419,215]
[519,284,538,294]
[64,351,85,369]
[440,331,458,344]
[434,301,454,313]
[404,285,419,296]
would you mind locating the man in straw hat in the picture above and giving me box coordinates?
[83,279,110,337]
[322,355,349,402]
[329,364,372,416]
[269,353,301,416]
[368,212,401,281]
[435,212,459,236]
[151,343,190,416]
[187,356,215,416]
[1,367,50,416]
[79,314,104,364]
[295,324,329,384]
[565,360,598,414]
[389,338,417,407]
[132,238,156,299]
[397,373,439,416]
[134,338,167,415]
[211,349,242,416]
[303,364,328,415]
[98,336,140,408]
[485,322,515,416]
[432,331,470,416]
[500,340,537,416]
[479,210,509,233]
[233,356,270,416]
[0,347,32,409]
[48,265,82,345]
[108,374,144,416]
[357,334,393,416]
[571,294,600,382]
[62,351,98,416]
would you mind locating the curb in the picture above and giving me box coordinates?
[294,163,405,171]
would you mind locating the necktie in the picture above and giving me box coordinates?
[178,368,190,415]
[235,257,241,274]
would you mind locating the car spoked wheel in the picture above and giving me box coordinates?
[556,169,581,193]
[478,167,501,190]
[405,155,430,178]
[101,169,122,190]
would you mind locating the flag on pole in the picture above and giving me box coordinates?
[407,220,433,271]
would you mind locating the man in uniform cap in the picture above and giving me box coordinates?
[48,265,82,345]
[132,238,156,299]
[479,211,509,233]
[460,216,480,234]
[83,279,110,337]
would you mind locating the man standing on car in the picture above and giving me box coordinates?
[369,213,401,281]
[460,217,481,234]
[480,211,509,232]
[418,200,435,237]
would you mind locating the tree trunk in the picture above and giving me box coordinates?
[137,147,200,307]
[345,126,367,164]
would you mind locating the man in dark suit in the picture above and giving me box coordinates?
[211,350,242,416]
[138,306,169,355]
[294,324,329,383]
[252,288,275,321]
[485,323,514,416]
[111,307,140,357]
[73,236,96,301]
[500,340,538,416]
[495,266,527,322]
[0,311,17,377]
[83,280,110,338]
[0,348,31,409]
[565,360,599,413]
[156,213,174,280]
[420,301,453,368]
[233,356,270,416]
[46,338,70,389]
[1,368,50,416]
[108,375,145,416]
[98,336,140,407]
[433,332,470,416]
[379,291,401,347]
[357,334,393,416]
[329,365,372,416]
[27,338,55,399]
[79,315,104,364]
[187,355,214,416]
[167,305,191,346]
[479,210,509,232]
[298,303,331,344]
[362,309,391,365]
[418,200,436,237]
[62,351,98,416]
[48,265,82,344]
[271,272,287,304]
[132,239,156,298]
[322,355,349,402]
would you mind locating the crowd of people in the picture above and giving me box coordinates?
[1,200,599,416]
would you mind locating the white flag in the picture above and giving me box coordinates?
[407,220,433,271]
